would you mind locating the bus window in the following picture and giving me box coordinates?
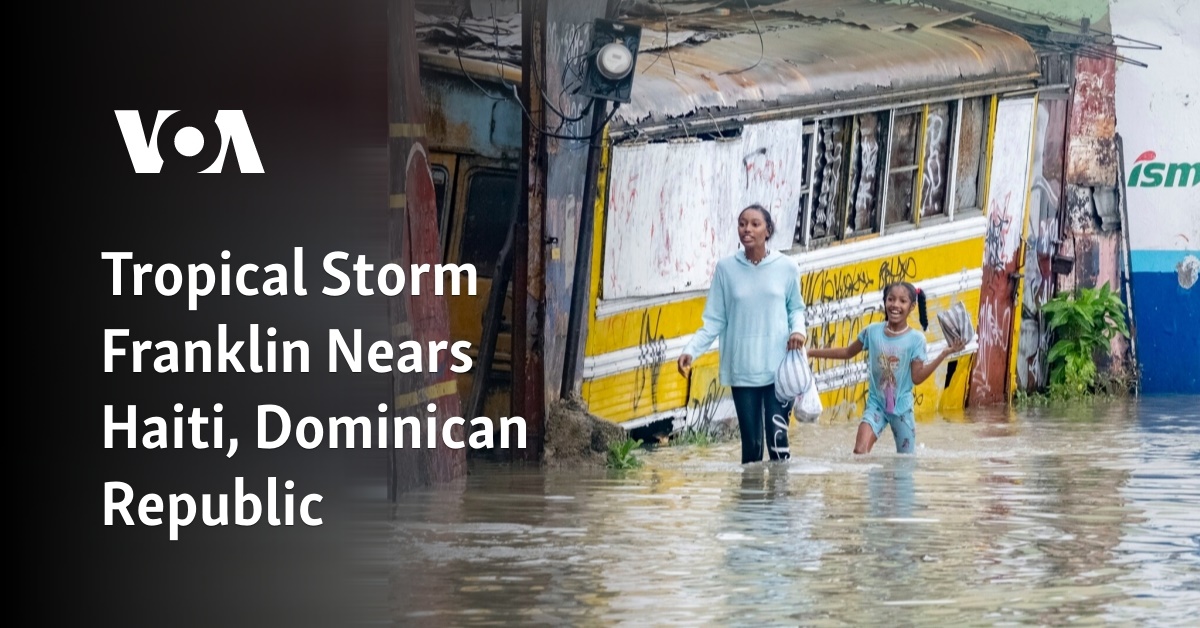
[460,170,518,277]
[431,165,449,242]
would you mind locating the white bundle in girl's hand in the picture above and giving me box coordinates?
[775,349,822,422]
[936,301,976,346]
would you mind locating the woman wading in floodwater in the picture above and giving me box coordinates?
[677,204,808,464]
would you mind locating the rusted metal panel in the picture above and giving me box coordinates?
[612,14,1039,128]
[757,0,975,32]
[603,118,806,299]
[1050,233,1133,376]
[1054,232,1129,372]
[414,1,1040,131]
[970,97,1035,407]
[388,0,466,493]
[415,9,521,64]
[1016,98,1068,392]
[514,0,546,462]
[1063,183,1101,235]
[1066,56,1118,185]
[629,0,971,30]
[421,74,522,160]
[1056,233,1121,296]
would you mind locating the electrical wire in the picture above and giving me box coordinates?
[479,4,597,133]
[965,0,1162,50]
[451,8,596,136]
[642,0,677,76]
[489,1,512,89]
[561,51,592,96]
[509,83,622,142]
[445,7,625,143]
[453,10,509,101]
[704,110,728,139]
[719,0,765,76]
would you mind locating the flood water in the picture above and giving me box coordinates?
[387,397,1199,625]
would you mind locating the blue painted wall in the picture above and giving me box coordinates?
[1112,0,1199,394]
[1130,250,1200,393]
[422,72,522,161]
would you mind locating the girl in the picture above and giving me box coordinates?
[807,282,965,454]
[677,204,807,464]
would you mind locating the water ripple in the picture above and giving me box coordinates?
[388,397,1200,626]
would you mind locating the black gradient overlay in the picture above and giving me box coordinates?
[31,2,393,625]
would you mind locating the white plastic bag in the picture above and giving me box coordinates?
[775,349,814,402]
[776,348,822,422]
[795,383,823,423]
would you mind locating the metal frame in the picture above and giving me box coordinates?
[915,100,957,229]
[1006,92,1042,403]
[448,157,521,277]
[805,117,846,248]
[841,115,862,241]
[881,105,924,236]
[947,97,964,222]
[428,152,458,261]
[609,75,1040,141]
[793,124,817,251]
[913,103,932,229]
[879,109,896,237]
[772,90,1007,252]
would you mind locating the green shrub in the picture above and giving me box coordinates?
[606,438,643,469]
[1042,283,1129,400]
[675,428,715,447]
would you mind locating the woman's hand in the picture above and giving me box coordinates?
[787,332,807,351]
[677,354,693,377]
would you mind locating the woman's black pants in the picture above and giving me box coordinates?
[731,385,792,464]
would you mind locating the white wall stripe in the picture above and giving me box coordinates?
[595,215,987,318]
[607,339,978,430]
[583,270,982,380]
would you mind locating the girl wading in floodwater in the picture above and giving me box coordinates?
[677,204,808,464]
[808,282,965,454]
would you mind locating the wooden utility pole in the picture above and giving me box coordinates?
[387,0,466,494]
[514,0,547,462]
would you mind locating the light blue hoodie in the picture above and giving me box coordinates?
[682,249,807,387]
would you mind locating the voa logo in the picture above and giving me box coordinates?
[1128,150,1198,188]
[114,110,264,173]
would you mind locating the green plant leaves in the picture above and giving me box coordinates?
[1043,284,1130,400]
[1046,340,1073,364]
[607,438,644,469]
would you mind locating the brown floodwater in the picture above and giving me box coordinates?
[386,396,1199,626]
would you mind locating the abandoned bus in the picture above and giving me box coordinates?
[416,1,1044,434]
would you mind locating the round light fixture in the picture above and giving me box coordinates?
[596,42,633,80]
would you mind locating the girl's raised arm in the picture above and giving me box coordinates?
[912,339,965,384]
[807,339,864,361]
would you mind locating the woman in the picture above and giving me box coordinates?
[677,204,807,464]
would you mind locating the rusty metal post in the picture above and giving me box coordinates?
[514,0,547,462]
[388,0,467,491]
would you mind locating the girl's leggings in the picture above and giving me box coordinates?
[731,385,792,464]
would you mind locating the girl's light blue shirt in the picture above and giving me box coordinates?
[858,322,928,416]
